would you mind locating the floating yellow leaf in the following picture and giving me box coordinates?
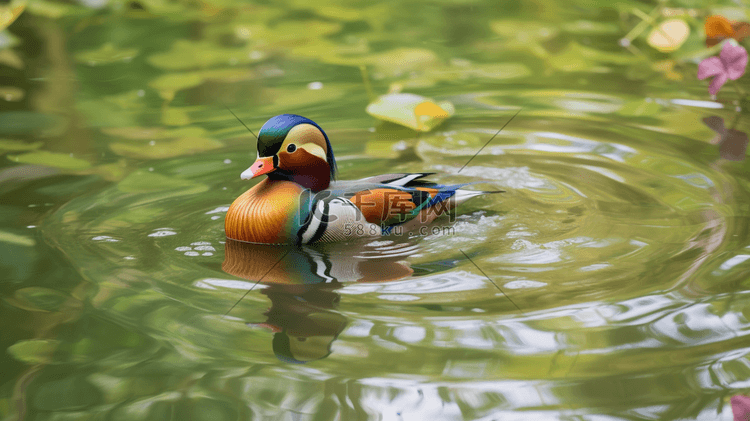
[647,19,690,52]
[366,93,454,132]
[0,0,26,32]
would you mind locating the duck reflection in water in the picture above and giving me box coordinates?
[222,238,414,363]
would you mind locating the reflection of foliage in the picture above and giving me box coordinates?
[4,1,750,420]
[703,115,749,161]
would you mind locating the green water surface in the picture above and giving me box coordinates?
[2,0,750,420]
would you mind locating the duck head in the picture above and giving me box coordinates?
[241,114,337,192]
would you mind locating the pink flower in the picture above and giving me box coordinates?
[698,42,748,95]
[731,395,750,421]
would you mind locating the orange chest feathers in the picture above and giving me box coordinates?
[225,179,305,244]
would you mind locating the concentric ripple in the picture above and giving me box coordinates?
[40,104,750,419]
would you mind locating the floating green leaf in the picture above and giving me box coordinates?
[7,339,59,364]
[110,136,223,159]
[117,170,209,194]
[149,73,204,94]
[6,287,69,312]
[0,230,35,246]
[75,42,140,65]
[549,42,640,72]
[0,111,65,136]
[325,48,439,76]
[147,40,265,71]
[561,20,620,34]
[0,138,43,152]
[7,151,91,170]
[161,107,191,126]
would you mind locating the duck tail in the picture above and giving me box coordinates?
[452,188,503,205]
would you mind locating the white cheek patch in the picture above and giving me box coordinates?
[299,143,327,161]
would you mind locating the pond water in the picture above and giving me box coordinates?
[2,1,750,420]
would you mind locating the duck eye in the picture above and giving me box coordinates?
[286,144,297,153]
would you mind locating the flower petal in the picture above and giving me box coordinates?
[708,72,728,95]
[720,42,748,80]
[731,395,750,421]
[697,56,724,80]
[705,15,734,39]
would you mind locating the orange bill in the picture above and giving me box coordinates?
[241,156,275,180]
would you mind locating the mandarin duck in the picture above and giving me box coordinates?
[225,114,497,244]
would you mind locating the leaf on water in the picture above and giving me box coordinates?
[0,111,65,136]
[0,230,35,246]
[83,160,129,182]
[147,40,266,71]
[366,93,454,132]
[6,287,69,312]
[117,169,209,194]
[0,0,26,32]
[75,42,140,65]
[260,84,349,111]
[561,20,620,34]
[326,48,438,76]
[489,20,558,41]
[110,137,223,159]
[7,151,91,170]
[647,19,690,53]
[549,42,641,72]
[364,140,409,158]
[149,73,204,95]
[150,68,255,100]
[7,339,59,364]
[161,107,191,126]
[618,99,662,117]
[101,126,165,140]
[398,62,532,87]
[0,139,43,152]
[25,0,73,19]
[103,90,146,110]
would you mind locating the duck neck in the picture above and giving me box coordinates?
[269,167,331,192]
